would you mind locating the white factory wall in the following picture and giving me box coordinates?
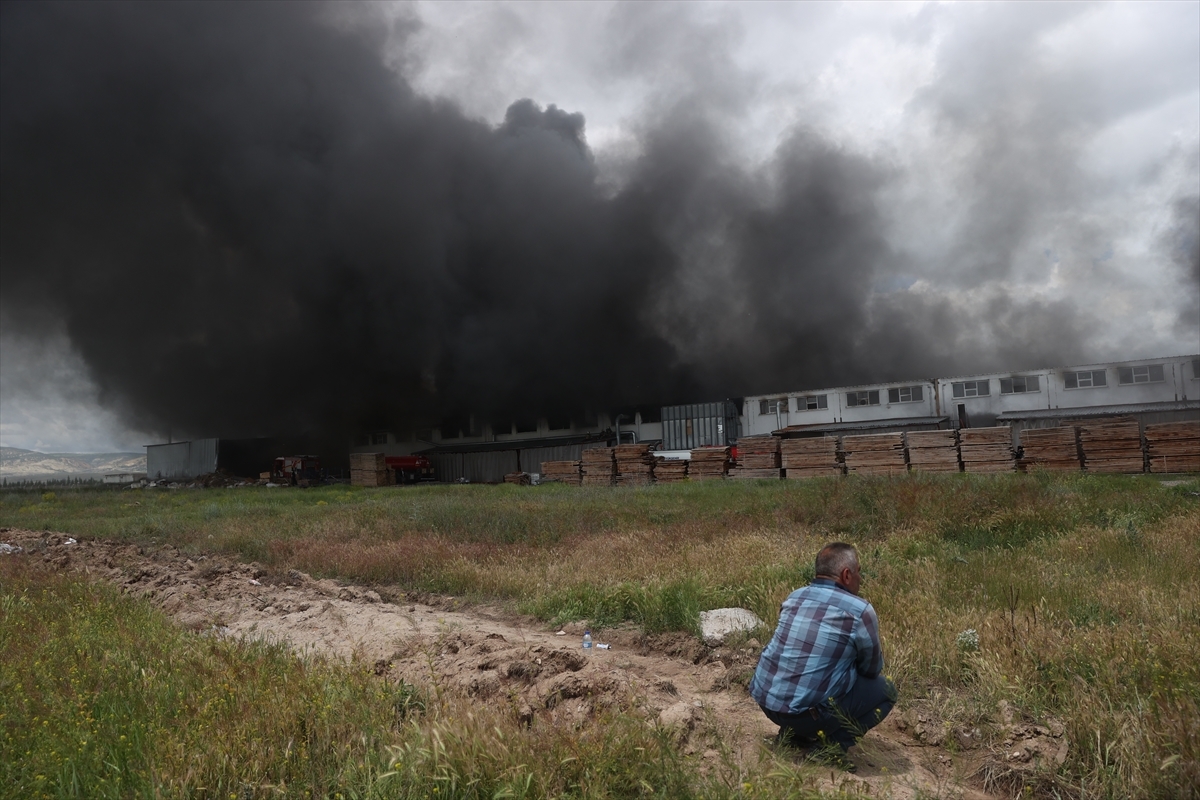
[741,379,939,436]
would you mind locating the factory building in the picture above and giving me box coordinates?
[743,354,1200,441]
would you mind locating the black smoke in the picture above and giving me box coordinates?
[1,2,1189,444]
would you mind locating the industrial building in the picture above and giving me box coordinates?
[742,354,1200,440]
[147,354,1198,482]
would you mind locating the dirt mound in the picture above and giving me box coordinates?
[2,527,1028,799]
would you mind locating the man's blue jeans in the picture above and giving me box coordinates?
[760,674,896,752]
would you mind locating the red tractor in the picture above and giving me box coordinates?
[386,454,435,484]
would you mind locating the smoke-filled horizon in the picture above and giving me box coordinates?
[2,2,1197,449]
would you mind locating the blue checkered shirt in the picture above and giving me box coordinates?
[750,578,884,714]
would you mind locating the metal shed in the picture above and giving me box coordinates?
[146,438,218,480]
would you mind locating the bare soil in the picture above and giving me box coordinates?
[3,528,1070,799]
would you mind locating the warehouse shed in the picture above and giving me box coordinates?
[418,432,613,483]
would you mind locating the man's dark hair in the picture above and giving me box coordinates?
[815,542,858,578]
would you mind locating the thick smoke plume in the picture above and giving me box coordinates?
[1,3,1194,444]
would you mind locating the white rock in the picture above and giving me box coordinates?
[699,608,764,645]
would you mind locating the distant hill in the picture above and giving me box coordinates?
[0,447,146,480]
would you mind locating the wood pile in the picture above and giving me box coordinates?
[841,433,907,476]
[1077,417,1144,474]
[350,452,393,487]
[540,460,582,485]
[615,443,655,486]
[729,435,782,479]
[689,447,731,480]
[959,427,1016,473]
[1144,420,1200,473]
[503,471,531,486]
[654,457,689,483]
[1016,427,1081,472]
[580,447,616,486]
[905,430,961,473]
[781,437,843,479]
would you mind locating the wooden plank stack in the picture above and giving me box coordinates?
[904,430,962,473]
[540,460,582,485]
[1077,417,1144,474]
[580,447,616,486]
[654,457,689,483]
[1144,420,1200,473]
[781,437,843,479]
[350,452,394,487]
[689,447,731,480]
[842,433,907,476]
[729,435,782,479]
[615,443,655,486]
[503,471,531,485]
[959,427,1016,473]
[1017,427,1081,472]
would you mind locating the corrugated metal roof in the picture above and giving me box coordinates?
[995,400,1200,420]
[773,416,950,436]
[417,431,613,455]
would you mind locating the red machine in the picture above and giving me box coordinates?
[386,454,435,484]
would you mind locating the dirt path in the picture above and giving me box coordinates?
[4,528,1068,799]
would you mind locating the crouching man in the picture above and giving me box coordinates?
[750,542,896,757]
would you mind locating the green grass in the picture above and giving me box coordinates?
[3,472,1199,797]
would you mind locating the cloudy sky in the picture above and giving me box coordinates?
[1,1,1197,453]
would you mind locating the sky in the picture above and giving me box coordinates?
[1,1,1197,453]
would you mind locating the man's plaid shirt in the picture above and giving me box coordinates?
[749,578,884,714]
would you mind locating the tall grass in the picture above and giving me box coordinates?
[0,559,839,799]
[3,472,1199,796]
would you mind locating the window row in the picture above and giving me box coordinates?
[759,395,829,415]
[951,364,1167,399]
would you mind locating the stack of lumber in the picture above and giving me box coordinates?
[1144,420,1200,473]
[689,447,731,480]
[615,443,655,486]
[781,437,843,479]
[503,471,531,486]
[580,447,616,486]
[729,435,782,479]
[350,452,393,487]
[654,457,689,483]
[959,427,1016,473]
[842,433,907,476]
[1017,427,1081,472]
[540,460,582,485]
[905,430,961,473]
[1077,418,1144,473]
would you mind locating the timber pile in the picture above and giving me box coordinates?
[959,427,1016,473]
[615,443,655,486]
[654,457,689,483]
[729,435,782,479]
[689,447,731,480]
[1078,417,1144,474]
[1017,427,1081,472]
[540,460,582,485]
[842,433,907,476]
[503,471,531,486]
[781,437,843,479]
[905,430,961,473]
[350,452,393,487]
[1145,420,1200,473]
[580,447,616,486]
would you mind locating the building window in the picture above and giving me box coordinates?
[887,385,924,404]
[1117,364,1165,385]
[999,375,1040,394]
[1192,358,1200,379]
[797,394,828,411]
[759,398,787,414]
[951,380,989,398]
[370,432,388,445]
[846,390,880,407]
[1063,369,1106,389]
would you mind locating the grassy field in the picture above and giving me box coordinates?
[2,473,1199,798]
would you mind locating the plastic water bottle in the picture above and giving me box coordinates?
[582,630,592,650]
